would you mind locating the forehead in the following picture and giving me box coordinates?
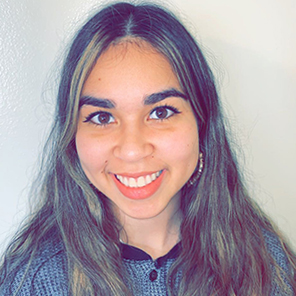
[96,38,166,68]
[81,39,181,101]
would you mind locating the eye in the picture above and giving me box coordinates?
[84,111,115,126]
[149,105,180,120]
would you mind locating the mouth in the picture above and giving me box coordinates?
[115,170,163,188]
[111,170,165,200]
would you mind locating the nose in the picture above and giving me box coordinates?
[113,124,154,162]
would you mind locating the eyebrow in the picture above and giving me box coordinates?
[79,88,187,109]
[144,88,187,105]
[79,96,116,109]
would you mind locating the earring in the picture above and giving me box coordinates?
[187,152,204,186]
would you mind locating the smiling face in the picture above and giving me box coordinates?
[75,40,199,221]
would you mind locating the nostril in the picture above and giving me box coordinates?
[112,126,154,161]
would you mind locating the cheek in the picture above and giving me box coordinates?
[158,125,199,163]
[75,132,107,173]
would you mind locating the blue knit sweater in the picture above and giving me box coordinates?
[0,231,293,295]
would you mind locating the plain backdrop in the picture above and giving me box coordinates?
[0,0,295,252]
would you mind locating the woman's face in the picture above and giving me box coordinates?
[76,40,199,220]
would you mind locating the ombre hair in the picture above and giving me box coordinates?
[1,2,296,295]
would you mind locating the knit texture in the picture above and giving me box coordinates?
[121,243,181,295]
[0,231,293,296]
[0,240,68,296]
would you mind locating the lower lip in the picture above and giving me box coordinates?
[111,171,165,200]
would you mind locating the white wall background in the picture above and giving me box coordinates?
[0,0,295,252]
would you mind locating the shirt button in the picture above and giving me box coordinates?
[149,269,158,282]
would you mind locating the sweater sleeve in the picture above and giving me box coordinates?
[31,251,68,296]
[0,244,69,296]
[263,230,294,296]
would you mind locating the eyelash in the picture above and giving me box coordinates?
[83,111,115,126]
[149,105,181,121]
[83,105,181,126]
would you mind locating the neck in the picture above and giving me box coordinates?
[118,196,182,260]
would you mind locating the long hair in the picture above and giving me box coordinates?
[1,2,295,295]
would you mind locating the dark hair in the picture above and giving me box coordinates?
[1,2,295,295]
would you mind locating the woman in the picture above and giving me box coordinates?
[0,2,295,295]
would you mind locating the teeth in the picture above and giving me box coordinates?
[145,175,152,184]
[123,177,129,187]
[137,176,145,187]
[116,171,162,188]
[129,178,137,188]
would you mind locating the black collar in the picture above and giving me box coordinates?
[120,242,180,267]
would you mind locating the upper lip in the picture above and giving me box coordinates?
[112,170,163,178]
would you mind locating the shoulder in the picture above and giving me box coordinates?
[1,238,68,296]
[262,229,291,273]
[262,229,294,295]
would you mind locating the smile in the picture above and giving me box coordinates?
[115,170,163,188]
[112,170,165,200]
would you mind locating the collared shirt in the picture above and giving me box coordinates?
[121,242,181,295]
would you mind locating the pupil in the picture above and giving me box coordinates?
[98,113,109,123]
[156,108,167,119]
